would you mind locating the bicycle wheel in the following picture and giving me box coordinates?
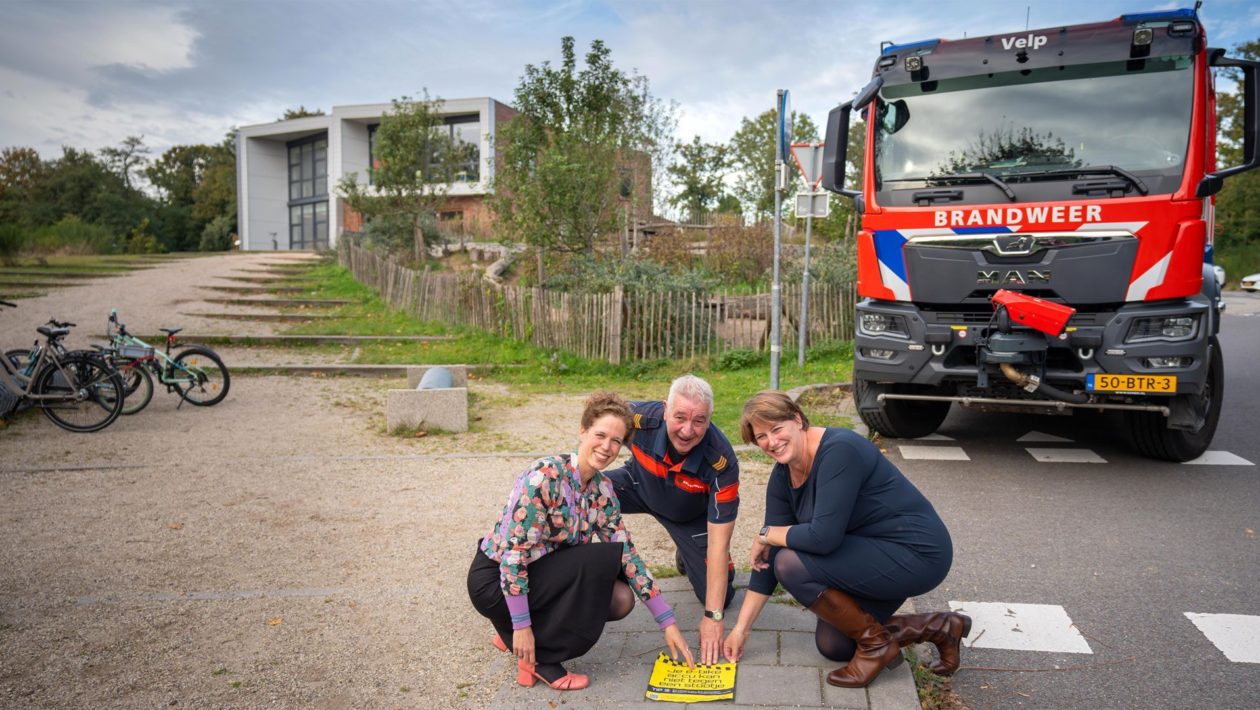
[33,354,124,432]
[3,349,34,414]
[172,347,230,406]
[118,361,154,415]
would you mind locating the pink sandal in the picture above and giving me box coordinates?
[492,633,507,652]
[516,660,589,690]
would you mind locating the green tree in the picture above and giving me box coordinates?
[338,91,460,263]
[492,36,675,280]
[192,134,237,225]
[0,146,45,224]
[280,106,325,120]
[667,136,728,221]
[728,109,819,219]
[99,135,150,191]
[146,144,214,204]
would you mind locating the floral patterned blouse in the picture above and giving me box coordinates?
[480,453,674,630]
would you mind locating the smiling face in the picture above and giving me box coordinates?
[665,394,711,456]
[577,413,629,478]
[749,415,806,465]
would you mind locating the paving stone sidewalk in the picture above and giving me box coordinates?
[488,574,920,709]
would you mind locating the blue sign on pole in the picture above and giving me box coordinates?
[777,89,792,160]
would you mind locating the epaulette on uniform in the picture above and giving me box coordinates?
[633,413,662,430]
[709,454,729,472]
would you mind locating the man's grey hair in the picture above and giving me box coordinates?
[667,374,714,415]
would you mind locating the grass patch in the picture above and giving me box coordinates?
[280,261,855,435]
[907,647,965,709]
[1217,242,1260,288]
[649,564,684,579]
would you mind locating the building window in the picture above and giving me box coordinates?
[367,123,380,185]
[367,115,481,185]
[289,202,328,250]
[287,134,328,250]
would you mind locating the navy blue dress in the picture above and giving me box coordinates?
[749,428,953,617]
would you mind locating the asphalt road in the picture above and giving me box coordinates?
[890,291,1260,709]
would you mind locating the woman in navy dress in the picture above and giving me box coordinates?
[722,391,970,688]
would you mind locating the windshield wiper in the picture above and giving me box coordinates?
[926,172,1017,202]
[1013,165,1149,195]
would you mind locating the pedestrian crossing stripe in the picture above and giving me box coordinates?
[888,443,1253,466]
[949,601,1093,654]
[1183,613,1260,664]
[897,445,970,461]
[1025,448,1107,463]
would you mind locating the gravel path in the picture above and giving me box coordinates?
[0,254,776,707]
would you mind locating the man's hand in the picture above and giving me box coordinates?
[699,615,724,665]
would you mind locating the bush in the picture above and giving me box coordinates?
[123,218,162,254]
[543,253,718,293]
[714,348,763,370]
[199,214,235,251]
[0,224,23,265]
[30,216,116,254]
[706,224,774,286]
[804,240,857,285]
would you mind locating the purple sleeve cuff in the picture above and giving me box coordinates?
[505,593,531,629]
[645,594,676,629]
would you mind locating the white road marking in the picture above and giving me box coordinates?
[898,445,970,461]
[1017,431,1074,443]
[949,601,1093,654]
[1184,613,1260,663]
[1183,451,1255,466]
[1026,448,1107,463]
[913,433,956,441]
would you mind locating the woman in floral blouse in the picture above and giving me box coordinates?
[467,391,694,691]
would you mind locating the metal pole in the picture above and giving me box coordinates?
[770,92,784,390]
[798,208,812,366]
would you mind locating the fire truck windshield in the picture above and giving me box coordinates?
[874,55,1194,197]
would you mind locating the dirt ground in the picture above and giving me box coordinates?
[0,253,778,708]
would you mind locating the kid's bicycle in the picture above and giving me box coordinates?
[104,310,230,408]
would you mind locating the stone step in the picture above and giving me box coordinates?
[202,298,352,307]
[180,312,337,322]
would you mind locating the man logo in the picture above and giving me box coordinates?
[977,269,1051,285]
[991,234,1039,256]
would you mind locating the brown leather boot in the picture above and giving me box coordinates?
[808,588,903,688]
[884,611,972,675]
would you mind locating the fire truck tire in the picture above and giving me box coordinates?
[855,380,952,440]
[1126,336,1223,462]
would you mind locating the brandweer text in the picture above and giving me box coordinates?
[934,205,1103,227]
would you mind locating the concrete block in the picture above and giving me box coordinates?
[780,630,839,668]
[736,629,779,665]
[405,364,467,389]
[733,664,822,706]
[822,678,871,709]
[386,387,467,432]
[866,656,920,710]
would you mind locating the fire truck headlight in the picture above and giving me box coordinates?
[860,313,910,339]
[904,56,922,72]
[1126,315,1198,343]
[1133,28,1154,46]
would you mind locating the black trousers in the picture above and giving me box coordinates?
[467,541,622,664]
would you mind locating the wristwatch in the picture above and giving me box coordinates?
[704,609,724,621]
[759,525,770,541]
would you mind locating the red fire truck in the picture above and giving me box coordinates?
[821,8,1259,461]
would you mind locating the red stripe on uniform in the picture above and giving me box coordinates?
[631,444,670,478]
[714,482,739,504]
[673,472,710,494]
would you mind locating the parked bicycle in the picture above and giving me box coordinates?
[6,320,153,417]
[0,299,125,432]
[104,310,230,407]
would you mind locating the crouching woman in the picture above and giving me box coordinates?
[722,391,970,687]
[467,391,693,691]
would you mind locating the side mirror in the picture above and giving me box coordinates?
[822,76,883,199]
[1198,49,1260,197]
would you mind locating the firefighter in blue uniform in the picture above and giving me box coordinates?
[604,375,739,665]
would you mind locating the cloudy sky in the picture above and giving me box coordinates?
[2,0,1258,158]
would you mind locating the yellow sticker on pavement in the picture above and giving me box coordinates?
[644,652,736,703]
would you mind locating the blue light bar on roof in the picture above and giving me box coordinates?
[881,38,940,56]
[1120,8,1198,24]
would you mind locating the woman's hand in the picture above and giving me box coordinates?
[513,627,536,666]
[750,538,771,571]
[723,625,749,663]
[662,624,695,669]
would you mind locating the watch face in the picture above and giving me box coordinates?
[707,609,723,621]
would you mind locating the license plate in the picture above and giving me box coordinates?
[1087,373,1177,393]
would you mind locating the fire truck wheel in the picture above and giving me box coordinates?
[1125,336,1223,462]
[855,380,952,440]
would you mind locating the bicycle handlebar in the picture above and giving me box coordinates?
[47,318,76,328]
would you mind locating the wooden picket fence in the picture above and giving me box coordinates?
[340,242,855,364]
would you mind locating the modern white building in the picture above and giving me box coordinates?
[235,98,516,251]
